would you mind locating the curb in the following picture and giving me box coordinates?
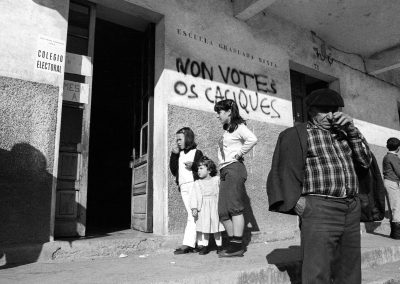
[1,228,300,265]
[154,244,400,284]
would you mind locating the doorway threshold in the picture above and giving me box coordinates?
[2,229,179,267]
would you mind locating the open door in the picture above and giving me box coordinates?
[55,1,96,237]
[131,24,155,232]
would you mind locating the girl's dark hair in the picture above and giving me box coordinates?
[176,127,197,150]
[197,156,217,177]
[387,137,400,151]
[214,99,246,133]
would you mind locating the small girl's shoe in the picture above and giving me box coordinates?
[216,246,223,254]
[199,246,210,255]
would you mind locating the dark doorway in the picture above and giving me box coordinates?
[86,19,145,234]
[290,70,329,124]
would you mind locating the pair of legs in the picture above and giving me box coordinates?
[384,179,400,239]
[384,179,400,222]
[221,215,244,237]
[177,182,196,251]
[219,162,247,255]
[197,232,222,247]
[300,195,361,284]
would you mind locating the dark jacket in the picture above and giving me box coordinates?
[356,153,386,222]
[267,123,385,221]
[267,123,307,214]
[169,148,203,186]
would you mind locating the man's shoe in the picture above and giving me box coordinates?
[199,246,210,255]
[173,246,193,255]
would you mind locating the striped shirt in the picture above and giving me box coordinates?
[303,122,371,197]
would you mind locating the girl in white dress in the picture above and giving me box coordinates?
[190,157,225,255]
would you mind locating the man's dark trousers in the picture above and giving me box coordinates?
[300,195,361,284]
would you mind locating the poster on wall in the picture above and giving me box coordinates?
[35,35,66,74]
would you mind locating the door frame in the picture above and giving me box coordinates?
[146,23,155,232]
[77,1,96,236]
[51,0,96,238]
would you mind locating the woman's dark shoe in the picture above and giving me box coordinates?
[199,246,210,255]
[173,246,194,255]
[218,243,244,257]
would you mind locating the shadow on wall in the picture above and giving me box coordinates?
[0,143,54,269]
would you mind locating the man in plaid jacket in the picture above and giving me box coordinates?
[267,88,372,284]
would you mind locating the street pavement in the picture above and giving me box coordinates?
[1,233,400,283]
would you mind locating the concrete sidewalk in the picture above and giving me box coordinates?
[1,232,400,284]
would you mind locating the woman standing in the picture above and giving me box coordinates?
[383,137,400,239]
[214,99,257,257]
[170,127,203,254]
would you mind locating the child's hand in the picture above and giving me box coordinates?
[191,208,198,218]
[184,161,193,169]
[171,142,180,154]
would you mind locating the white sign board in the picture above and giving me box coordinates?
[35,35,66,74]
[65,53,92,76]
[63,80,89,104]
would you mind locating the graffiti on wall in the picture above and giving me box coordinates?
[172,57,281,118]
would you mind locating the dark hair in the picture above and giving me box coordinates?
[387,137,400,151]
[214,99,246,133]
[176,127,197,150]
[197,156,217,177]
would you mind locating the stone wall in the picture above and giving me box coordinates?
[0,76,59,245]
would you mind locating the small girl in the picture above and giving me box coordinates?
[170,127,203,254]
[190,156,225,255]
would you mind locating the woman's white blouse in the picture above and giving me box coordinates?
[218,124,257,169]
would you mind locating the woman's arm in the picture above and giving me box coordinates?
[237,124,258,157]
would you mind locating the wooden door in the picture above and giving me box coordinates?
[131,24,155,232]
[290,70,307,123]
[55,1,96,237]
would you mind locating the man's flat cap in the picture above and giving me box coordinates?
[305,88,344,107]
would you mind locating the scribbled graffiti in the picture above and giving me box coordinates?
[174,57,281,118]
[173,80,280,118]
[176,58,277,95]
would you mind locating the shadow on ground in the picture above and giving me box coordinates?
[266,245,302,284]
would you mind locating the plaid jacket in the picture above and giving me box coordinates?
[303,123,372,197]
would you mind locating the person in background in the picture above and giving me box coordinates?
[383,137,400,239]
[214,99,258,258]
[190,156,225,255]
[170,127,203,254]
[267,89,371,283]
